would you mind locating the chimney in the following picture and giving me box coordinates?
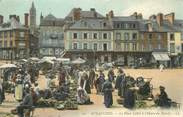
[149,15,156,20]
[132,12,138,19]
[164,12,175,25]
[73,8,81,21]
[137,13,143,19]
[24,13,29,27]
[147,23,153,32]
[90,8,95,12]
[0,15,4,24]
[16,16,20,22]
[156,13,163,27]
[108,10,114,19]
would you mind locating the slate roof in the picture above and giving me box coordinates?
[68,18,112,30]
[0,18,27,31]
[40,13,65,26]
[65,8,104,20]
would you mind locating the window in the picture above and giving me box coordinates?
[117,23,120,28]
[93,33,98,39]
[103,43,107,51]
[73,43,78,49]
[121,23,124,28]
[20,32,25,37]
[141,44,144,51]
[132,43,137,51]
[73,33,78,39]
[0,32,2,38]
[10,41,13,47]
[4,32,7,38]
[148,33,152,40]
[93,43,97,50]
[0,41,2,47]
[132,33,137,40]
[103,33,107,39]
[125,23,129,29]
[83,33,88,39]
[124,43,130,51]
[149,44,152,51]
[10,31,13,37]
[170,33,174,41]
[170,43,175,53]
[158,34,162,40]
[4,41,7,47]
[103,22,107,27]
[116,33,121,40]
[133,24,136,29]
[124,33,129,40]
[141,34,144,40]
[18,42,25,47]
[158,43,161,49]
[83,43,88,49]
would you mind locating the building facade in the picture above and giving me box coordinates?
[39,14,65,57]
[0,18,29,60]
[64,18,113,64]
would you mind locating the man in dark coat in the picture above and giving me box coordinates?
[16,88,33,117]
[102,79,113,108]
[124,87,135,109]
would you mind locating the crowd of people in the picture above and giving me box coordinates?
[0,61,174,117]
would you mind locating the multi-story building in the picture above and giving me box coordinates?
[39,14,65,57]
[0,17,29,60]
[107,11,141,66]
[64,18,113,64]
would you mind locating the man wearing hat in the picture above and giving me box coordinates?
[16,88,33,117]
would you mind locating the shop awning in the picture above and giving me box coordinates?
[152,53,170,61]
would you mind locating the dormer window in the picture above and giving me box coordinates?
[103,22,107,27]
[83,33,88,39]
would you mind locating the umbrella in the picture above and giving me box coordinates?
[0,64,17,69]
[29,57,40,61]
[42,56,56,61]
[39,59,54,64]
[72,57,86,64]
[56,58,70,64]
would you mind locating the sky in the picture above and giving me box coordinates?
[0,0,183,24]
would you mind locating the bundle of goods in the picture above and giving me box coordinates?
[63,99,78,110]
[135,100,148,108]
[117,98,124,104]
[36,98,58,107]
[3,81,14,93]
[1,113,14,117]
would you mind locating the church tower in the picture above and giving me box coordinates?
[29,2,36,32]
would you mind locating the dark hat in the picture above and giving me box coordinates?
[159,86,165,90]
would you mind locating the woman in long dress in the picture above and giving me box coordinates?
[102,79,113,108]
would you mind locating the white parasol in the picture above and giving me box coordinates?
[0,64,17,69]
[29,57,40,61]
[72,57,86,64]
